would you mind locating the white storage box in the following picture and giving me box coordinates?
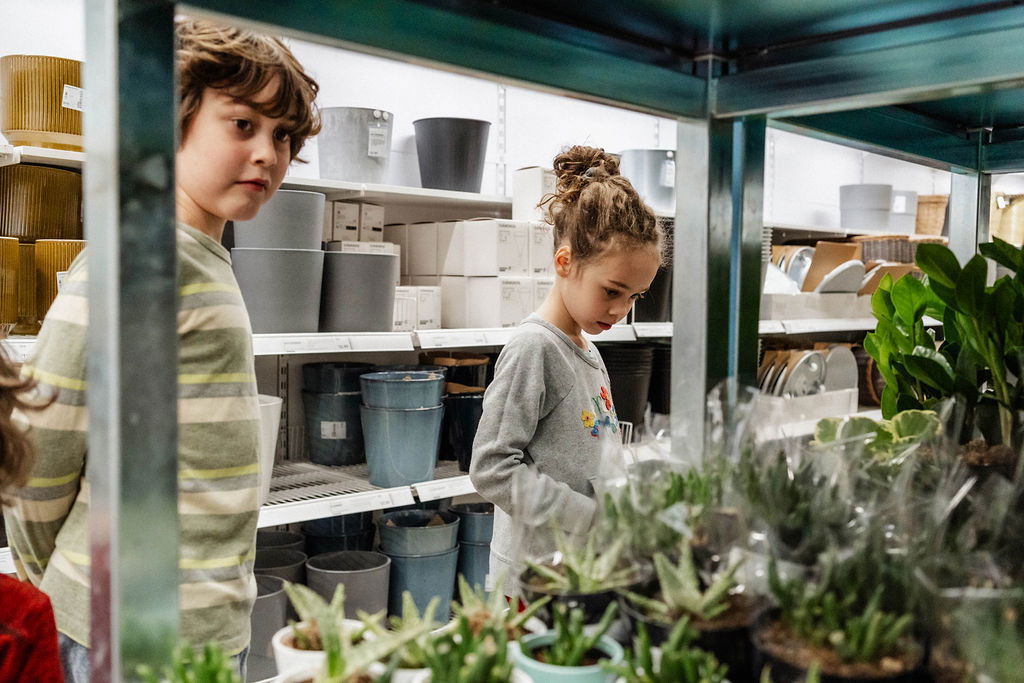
[513,166,556,222]
[358,203,384,242]
[529,221,555,276]
[437,218,529,276]
[332,201,360,241]
[532,277,554,309]
[383,223,408,274]
[760,293,873,320]
[408,222,439,275]
[393,286,417,332]
[440,276,532,328]
[416,286,442,329]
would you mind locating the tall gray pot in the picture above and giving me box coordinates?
[385,545,459,618]
[306,550,391,617]
[318,107,394,183]
[320,252,398,333]
[250,575,287,658]
[413,117,490,192]
[232,189,325,250]
[232,248,324,333]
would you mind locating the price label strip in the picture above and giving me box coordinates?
[413,476,475,501]
[329,488,414,515]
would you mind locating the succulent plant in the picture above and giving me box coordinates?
[360,591,441,669]
[604,618,728,683]
[451,573,549,641]
[524,531,638,594]
[420,612,513,683]
[533,601,619,667]
[138,643,240,683]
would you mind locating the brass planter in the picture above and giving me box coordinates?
[35,239,85,319]
[0,237,19,334]
[1,55,83,151]
[15,243,37,335]
[0,164,83,242]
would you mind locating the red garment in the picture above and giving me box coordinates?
[0,574,63,682]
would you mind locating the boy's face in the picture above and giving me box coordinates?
[176,78,292,237]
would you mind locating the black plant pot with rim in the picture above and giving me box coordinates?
[518,563,652,626]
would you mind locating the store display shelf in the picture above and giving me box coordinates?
[281,176,511,212]
[416,328,511,349]
[252,331,415,355]
[586,324,637,343]
[761,316,941,335]
[1,145,85,170]
[633,322,673,338]
[257,461,473,528]
[0,547,13,575]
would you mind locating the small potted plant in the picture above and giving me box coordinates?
[520,530,648,624]
[360,591,442,682]
[513,602,624,683]
[603,618,728,683]
[138,643,241,683]
[619,541,752,679]
[415,612,530,682]
[451,573,550,641]
[272,582,371,678]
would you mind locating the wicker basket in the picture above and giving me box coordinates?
[1,55,83,151]
[852,235,910,263]
[35,239,85,319]
[915,195,949,236]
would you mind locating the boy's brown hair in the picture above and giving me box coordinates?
[176,19,321,161]
[541,145,664,265]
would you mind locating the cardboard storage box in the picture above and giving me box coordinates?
[358,203,384,242]
[416,286,442,329]
[438,218,529,276]
[513,166,556,222]
[393,286,417,332]
[440,276,532,328]
[533,277,554,309]
[408,222,439,275]
[332,201,360,242]
[529,221,555,276]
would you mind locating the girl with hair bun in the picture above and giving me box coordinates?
[470,145,664,595]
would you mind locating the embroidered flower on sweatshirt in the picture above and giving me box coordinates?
[581,410,596,428]
[600,386,613,411]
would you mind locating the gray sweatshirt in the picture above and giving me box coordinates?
[469,314,622,594]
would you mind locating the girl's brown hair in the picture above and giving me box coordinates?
[0,353,42,505]
[176,19,321,161]
[541,145,663,265]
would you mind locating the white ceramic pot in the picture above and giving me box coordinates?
[271,619,366,679]
[257,394,283,506]
[275,667,319,683]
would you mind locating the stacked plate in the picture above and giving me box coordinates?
[0,55,83,150]
[758,346,858,397]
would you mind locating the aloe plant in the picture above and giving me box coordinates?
[138,644,240,683]
[623,543,740,624]
[524,530,637,594]
[451,573,549,641]
[603,618,728,683]
[420,611,514,682]
[282,582,361,652]
[360,591,440,669]
[533,601,619,667]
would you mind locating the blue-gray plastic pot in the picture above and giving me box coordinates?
[361,404,443,487]
[360,371,445,409]
[385,545,459,618]
[457,541,490,592]
[302,362,375,394]
[302,390,365,466]
[451,503,494,544]
[304,528,375,557]
[413,117,490,193]
[378,509,459,555]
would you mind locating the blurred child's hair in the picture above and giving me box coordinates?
[0,353,42,505]
[540,145,664,265]
[176,19,321,161]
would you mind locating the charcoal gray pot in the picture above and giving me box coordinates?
[232,248,324,333]
[413,117,490,192]
[302,362,375,394]
[256,529,305,553]
[451,503,494,544]
[254,548,308,585]
[320,252,398,333]
[306,550,390,617]
[318,107,394,183]
[302,390,365,466]
[378,509,459,555]
[232,189,325,250]
[250,575,287,658]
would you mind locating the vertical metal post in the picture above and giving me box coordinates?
[948,171,981,264]
[85,0,179,678]
[671,116,765,461]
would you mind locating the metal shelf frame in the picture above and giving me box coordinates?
[84,0,1024,674]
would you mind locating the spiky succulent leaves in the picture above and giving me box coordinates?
[603,619,727,683]
[318,615,434,683]
[626,547,738,623]
[543,602,619,667]
[138,643,242,683]
[359,591,440,669]
[422,615,512,682]
[283,580,339,625]
[528,529,633,594]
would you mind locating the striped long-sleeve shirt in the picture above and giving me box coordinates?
[2,223,261,655]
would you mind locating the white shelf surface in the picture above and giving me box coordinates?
[633,322,673,338]
[251,332,415,356]
[584,324,636,343]
[760,316,941,335]
[257,461,472,527]
[1,145,85,170]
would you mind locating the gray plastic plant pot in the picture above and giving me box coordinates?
[319,252,398,333]
[456,541,490,593]
[450,503,494,544]
[254,548,308,585]
[302,390,365,466]
[361,404,443,487]
[231,248,324,333]
[305,550,390,618]
[412,117,490,192]
[378,509,459,555]
[318,107,394,184]
[360,371,445,410]
[232,189,325,250]
[256,529,305,553]
[384,545,459,618]
[251,575,287,658]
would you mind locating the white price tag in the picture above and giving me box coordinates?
[659,158,676,188]
[415,477,471,501]
[367,125,388,158]
[320,421,347,440]
[61,85,84,112]
[892,195,907,213]
[55,271,68,292]
[334,337,353,351]
[282,340,304,354]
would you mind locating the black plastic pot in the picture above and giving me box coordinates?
[647,344,672,415]
[633,266,672,322]
[304,527,375,556]
[607,371,652,428]
[445,392,485,472]
[413,117,490,192]
[256,529,305,552]
[519,565,652,626]
[302,362,375,393]
[302,390,365,466]
[420,351,490,388]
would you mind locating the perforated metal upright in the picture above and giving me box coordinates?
[88,1,1024,676]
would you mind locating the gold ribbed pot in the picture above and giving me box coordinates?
[0,237,19,334]
[1,55,83,151]
[35,239,85,319]
[0,164,82,242]
[15,243,38,335]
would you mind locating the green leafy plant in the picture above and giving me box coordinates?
[530,601,619,667]
[360,591,440,669]
[766,525,917,665]
[950,592,1024,683]
[622,542,740,624]
[603,618,728,683]
[138,644,240,683]
[451,573,549,641]
[523,531,638,594]
[420,610,514,682]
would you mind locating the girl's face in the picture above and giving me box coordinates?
[558,243,661,336]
